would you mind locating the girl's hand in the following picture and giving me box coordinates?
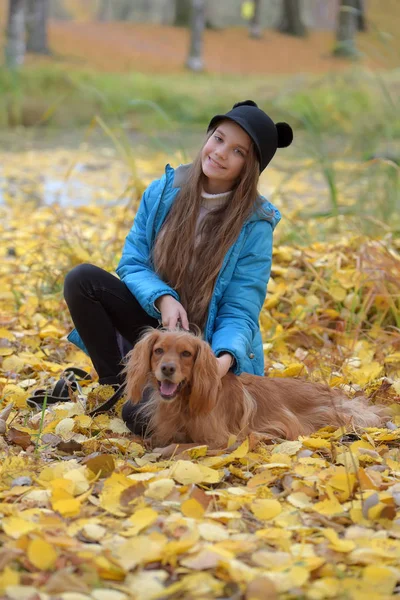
[156,295,189,330]
[216,353,234,378]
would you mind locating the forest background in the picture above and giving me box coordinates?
[0,1,400,599]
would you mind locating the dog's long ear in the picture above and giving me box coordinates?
[123,329,160,404]
[189,339,221,416]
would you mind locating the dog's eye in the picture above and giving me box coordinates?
[154,347,164,355]
[181,350,192,358]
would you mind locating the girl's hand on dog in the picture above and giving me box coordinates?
[156,295,189,330]
[216,353,234,378]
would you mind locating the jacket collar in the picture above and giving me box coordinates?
[171,163,191,188]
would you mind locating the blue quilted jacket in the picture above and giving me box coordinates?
[67,163,281,376]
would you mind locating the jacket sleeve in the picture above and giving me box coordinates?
[211,220,273,375]
[116,178,180,319]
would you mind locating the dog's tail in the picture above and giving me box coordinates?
[332,394,391,429]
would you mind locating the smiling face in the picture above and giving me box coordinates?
[201,120,253,194]
[150,331,199,401]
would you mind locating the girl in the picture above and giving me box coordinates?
[63,100,293,432]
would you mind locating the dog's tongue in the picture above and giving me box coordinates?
[160,380,178,396]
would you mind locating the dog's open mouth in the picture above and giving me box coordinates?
[157,379,184,400]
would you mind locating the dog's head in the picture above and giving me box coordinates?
[124,328,220,416]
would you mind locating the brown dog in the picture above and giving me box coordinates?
[124,328,388,449]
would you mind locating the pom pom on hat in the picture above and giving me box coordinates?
[232,100,258,109]
[276,122,293,148]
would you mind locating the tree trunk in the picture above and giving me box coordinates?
[97,0,113,21]
[5,0,26,67]
[117,0,133,20]
[186,0,205,72]
[26,0,49,54]
[355,0,367,31]
[175,0,192,26]
[333,0,359,58]
[278,0,307,37]
[249,0,262,39]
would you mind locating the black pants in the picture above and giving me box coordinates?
[63,263,158,434]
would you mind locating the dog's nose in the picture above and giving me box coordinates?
[161,363,176,377]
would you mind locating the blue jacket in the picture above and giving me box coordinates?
[67,164,281,376]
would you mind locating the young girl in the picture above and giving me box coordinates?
[63,100,293,432]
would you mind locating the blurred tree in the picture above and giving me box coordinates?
[249,0,262,39]
[278,0,307,37]
[114,0,134,20]
[355,0,366,31]
[97,0,113,21]
[186,0,205,72]
[5,0,26,67]
[333,0,361,58]
[26,0,50,54]
[175,0,191,26]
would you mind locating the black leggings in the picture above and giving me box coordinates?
[63,263,158,433]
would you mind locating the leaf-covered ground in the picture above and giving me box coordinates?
[0,148,400,600]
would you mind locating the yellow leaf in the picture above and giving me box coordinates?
[0,566,20,591]
[308,577,340,599]
[312,497,344,516]
[251,499,282,520]
[198,521,229,542]
[180,548,230,571]
[52,497,81,517]
[39,324,64,339]
[198,464,223,484]
[327,468,356,501]
[0,347,13,356]
[322,528,355,553]
[171,460,222,485]
[2,383,28,407]
[348,361,383,386]
[229,438,249,459]
[80,523,106,542]
[286,492,313,508]
[247,469,275,488]
[27,538,57,570]
[108,417,130,434]
[272,440,303,456]
[2,356,27,374]
[99,471,133,516]
[55,417,75,439]
[0,328,15,341]
[116,534,167,571]
[145,478,175,500]
[181,498,206,519]
[362,565,398,594]
[126,507,158,535]
[300,436,331,449]
[281,363,306,378]
[329,284,347,302]
[186,445,208,459]
[2,516,38,539]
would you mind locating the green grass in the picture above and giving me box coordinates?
[0,64,399,233]
[0,64,399,139]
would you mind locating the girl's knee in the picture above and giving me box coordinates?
[63,263,97,301]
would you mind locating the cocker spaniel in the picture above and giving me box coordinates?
[124,328,388,450]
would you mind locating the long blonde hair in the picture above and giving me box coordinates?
[153,125,261,329]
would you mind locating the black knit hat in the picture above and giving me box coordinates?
[207,100,293,173]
